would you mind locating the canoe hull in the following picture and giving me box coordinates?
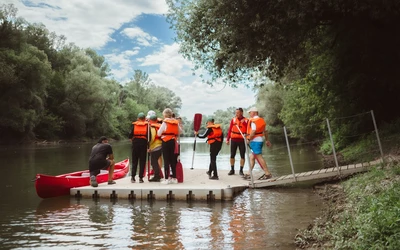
[35,159,129,199]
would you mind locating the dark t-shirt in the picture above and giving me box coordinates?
[89,143,113,170]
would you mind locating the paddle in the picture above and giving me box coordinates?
[176,133,184,182]
[235,124,255,187]
[191,113,202,170]
[147,122,151,181]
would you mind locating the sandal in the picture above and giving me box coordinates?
[259,174,272,180]
[108,180,116,185]
[258,174,266,180]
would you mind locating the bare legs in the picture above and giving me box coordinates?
[107,160,115,182]
[249,153,271,176]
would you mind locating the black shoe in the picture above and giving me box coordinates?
[149,177,160,182]
[228,170,235,175]
[108,180,116,185]
[139,177,144,183]
[206,171,211,177]
[239,170,244,176]
[209,176,219,180]
[131,177,136,183]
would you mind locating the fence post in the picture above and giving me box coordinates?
[370,110,385,164]
[326,118,341,176]
[284,126,297,181]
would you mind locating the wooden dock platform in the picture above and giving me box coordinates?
[71,158,387,200]
[71,169,249,201]
[252,158,384,188]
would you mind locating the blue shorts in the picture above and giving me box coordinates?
[249,141,263,154]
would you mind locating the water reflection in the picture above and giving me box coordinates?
[0,188,322,249]
[0,138,324,249]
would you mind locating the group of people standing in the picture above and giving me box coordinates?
[129,108,183,184]
[197,107,273,181]
[88,106,273,187]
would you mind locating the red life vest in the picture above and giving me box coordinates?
[230,117,248,139]
[207,124,223,144]
[161,119,179,142]
[132,121,149,139]
[246,117,266,139]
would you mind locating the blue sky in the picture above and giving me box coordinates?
[5,0,256,118]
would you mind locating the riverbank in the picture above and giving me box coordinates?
[294,157,400,249]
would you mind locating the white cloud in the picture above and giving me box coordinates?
[4,0,168,49]
[122,27,158,47]
[104,48,140,79]
[139,43,193,77]
[150,72,256,118]
[143,44,256,118]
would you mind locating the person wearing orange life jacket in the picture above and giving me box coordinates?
[245,107,272,180]
[148,114,163,182]
[226,108,248,176]
[195,118,224,180]
[128,112,150,183]
[157,108,183,184]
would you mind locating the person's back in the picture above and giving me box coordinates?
[90,143,112,164]
[88,136,115,187]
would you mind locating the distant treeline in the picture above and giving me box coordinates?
[0,4,183,143]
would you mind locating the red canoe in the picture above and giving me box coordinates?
[35,158,130,199]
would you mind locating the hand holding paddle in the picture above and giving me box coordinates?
[191,113,202,170]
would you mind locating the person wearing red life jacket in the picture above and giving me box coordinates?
[245,107,272,180]
[195,118,224,180]
[128,112,150,183]
[157,108,183,184]
[226,108,248,176]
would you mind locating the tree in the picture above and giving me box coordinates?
[0,45,52,141]
[167,0,400,131]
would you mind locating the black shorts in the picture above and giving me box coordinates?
[230,140,246,159]
[89,159,111,176]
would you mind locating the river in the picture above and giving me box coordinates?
[0,137,324,249]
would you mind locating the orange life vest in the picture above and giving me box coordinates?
[132,121,149,140]
[207,124,223,144]
[231,117,248,139]
[246,117,266,139]
[161,119,179,142]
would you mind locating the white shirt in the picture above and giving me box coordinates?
[157,118,183,138]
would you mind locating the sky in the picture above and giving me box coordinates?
[4,0,256,119]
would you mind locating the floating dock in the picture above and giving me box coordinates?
[71,169,249,201]
[71,158,388,201]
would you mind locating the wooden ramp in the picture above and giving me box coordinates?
[252,158,384,188]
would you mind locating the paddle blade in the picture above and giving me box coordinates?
[176,160,184,183]
[193,113,202,132]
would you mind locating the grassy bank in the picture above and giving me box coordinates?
[295,162,400,249]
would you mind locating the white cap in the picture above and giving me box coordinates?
[146,110,156,119]
[247,107,258,113]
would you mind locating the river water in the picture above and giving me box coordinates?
[0,137,324,249]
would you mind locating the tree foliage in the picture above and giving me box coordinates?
[167,0,400,145]
[0,4,182,143]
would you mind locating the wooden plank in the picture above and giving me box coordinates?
[298,172,309,177]
[310,170,320,175]
[276,175,288,181]
[325,167,335,173]
[254,156,393,188]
